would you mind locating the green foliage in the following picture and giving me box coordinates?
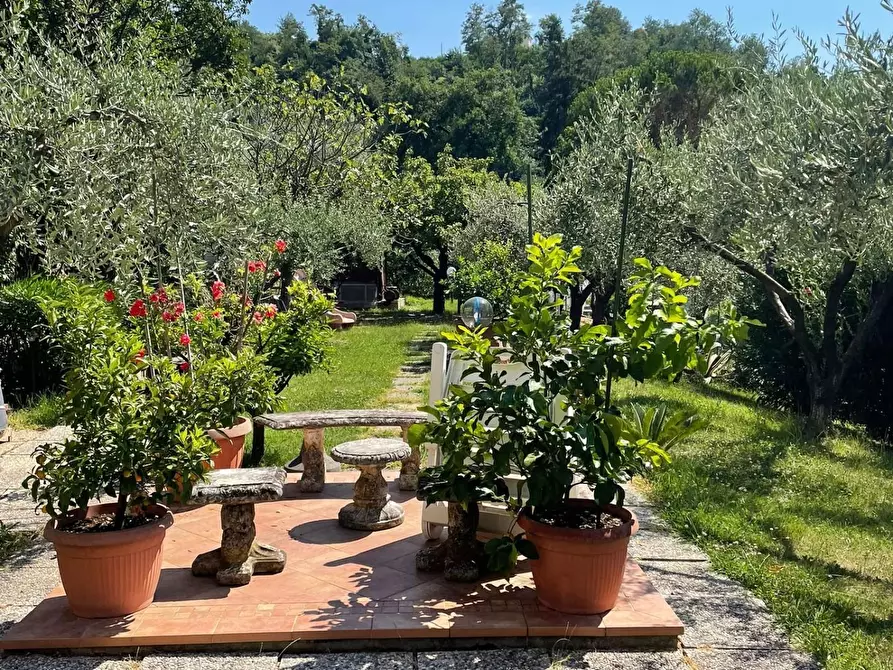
[0,277,68,405]
[611,403,708,452]
[450,241,524,317]
[424,235,749,546]
[25,283,215,529]
[263,281,334,394]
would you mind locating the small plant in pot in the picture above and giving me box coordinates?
[24,284,214,618]
[429,234,753,614]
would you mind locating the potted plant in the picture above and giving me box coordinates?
[24,284,213,618]
[122,243,332,468]
[426,234,754,613]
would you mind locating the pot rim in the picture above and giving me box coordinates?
[207,415,252,441]
[44,502,173,548]
[518,500,638,543]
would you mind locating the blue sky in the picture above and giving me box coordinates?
[246,1,889,57]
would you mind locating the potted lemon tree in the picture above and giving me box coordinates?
[24,284,214,618]
[426,234,755,613]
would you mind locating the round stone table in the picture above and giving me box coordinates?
[331,438,411,531]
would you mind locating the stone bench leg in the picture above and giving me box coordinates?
[192,503,286,586]
[398,425,419,491]
[339,464,405,531]
[300,428,326,493]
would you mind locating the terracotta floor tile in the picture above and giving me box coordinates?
[292,613,373,640]
[370,611,452,639]
[1,471,682,650]
[524,610,606,637]
[448,610,527,638]
[124,616,220,646]
[213,615,297,643]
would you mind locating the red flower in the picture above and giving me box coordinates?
[179,361,190,372]
[211,309,223,319]
[248,260,266,274]
[133,349,146,363]
[273,269,281,278]
[265,304,278,319]
[253,311,264,324]
[193,312,204,323]
[247,261,257,273]
[275,239,287,254]
[129,299,147,318]
[103,289,116,303]
[179,333,191,346]
[211,280,225,302]
[172,301,185,317]
[149,288,168,304]
[245,297,253,307]
[161,311,176,322]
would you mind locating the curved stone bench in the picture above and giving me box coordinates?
[331,438,410,531]
[251,409,429,493]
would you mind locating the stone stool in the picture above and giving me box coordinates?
[187,467,287,586]
[331,438,410,531]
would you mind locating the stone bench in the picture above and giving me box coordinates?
[251,409,429,493]
[186,467,287,586]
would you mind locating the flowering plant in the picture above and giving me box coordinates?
[115,240,333,425]
[25,284,214,529]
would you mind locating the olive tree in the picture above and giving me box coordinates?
[0,10,260,281]
[539,84,740,328]
[664,10,893,435]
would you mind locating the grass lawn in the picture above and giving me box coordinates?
[258,317,444,466]
[7,393,64,430]
[618,379,893,670]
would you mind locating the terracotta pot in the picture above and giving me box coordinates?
[518,500,638,614]
[207,416,252,469]
[44,503,173,618]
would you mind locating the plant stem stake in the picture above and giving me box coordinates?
[526,163,533,244]
[604,158,634,410]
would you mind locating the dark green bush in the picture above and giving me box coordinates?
[450,241,525,318]
[0,277,68,406]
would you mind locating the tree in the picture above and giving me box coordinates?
[567,50,741,147]
[535,14,572,165]
[0,10,259,281]
[541,84,738,328]
[664,11,893,435]
[24,0,250,72]
[390,150,495,314]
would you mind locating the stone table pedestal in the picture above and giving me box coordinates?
[187,467,287,586]
[331,438,411,531]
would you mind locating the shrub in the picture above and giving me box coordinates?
[25,283,214,528]
[450,241,524,318]
[0,277,68,405]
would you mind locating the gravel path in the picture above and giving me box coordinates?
[0,414,817,669]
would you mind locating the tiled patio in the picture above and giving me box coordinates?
[0,471,683,652]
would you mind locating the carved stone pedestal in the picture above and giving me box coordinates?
[187,467,287,587]
[416,501,484,582]
[192,504,286,586]
[332,438,411,531]
[398,426,420,491]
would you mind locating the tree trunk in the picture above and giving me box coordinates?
[591,287,613,325]
[805,382,838,440]
[432,278,446,315]
[568,281,594,330]
[431,246,449,315]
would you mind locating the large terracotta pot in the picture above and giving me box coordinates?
[518,500,638,614]
[44,503,173,618]
[207,416,252,469]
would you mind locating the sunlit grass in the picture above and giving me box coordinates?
[7,393,65,430]
[618,378,893,670]
[258,318,444,466]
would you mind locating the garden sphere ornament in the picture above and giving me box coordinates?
[460,297,494,329]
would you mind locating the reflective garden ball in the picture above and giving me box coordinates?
[460,297,494,329]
